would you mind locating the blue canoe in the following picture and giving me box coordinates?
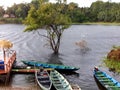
[94,67,120,90]
[22,60,80,72]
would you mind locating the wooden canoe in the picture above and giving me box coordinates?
[12,66,53,73]
[22,60,80,72]
[12,68,39,73]
[94,67,120,90]
[71,84,81,90]
[35,69,52,90]
[50,70,72,90]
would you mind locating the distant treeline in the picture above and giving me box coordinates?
[0,0,120,24]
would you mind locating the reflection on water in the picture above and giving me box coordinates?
[0,24,120,90]
[80,47,91,55]
[47,53,63,64]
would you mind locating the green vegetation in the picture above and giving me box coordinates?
[80,22,120,26]
[103,58,120,73]
[0,18,22,24]
[103,45,120,73]
[112,45,120,49]
[24,0,71,54]
[0,0,120,24]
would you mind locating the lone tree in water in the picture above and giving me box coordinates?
[23,0,71,54]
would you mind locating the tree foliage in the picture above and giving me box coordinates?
[0,6,5,17]
[24,0,71,54]
[5,3,30,19]
[0,1,120,23]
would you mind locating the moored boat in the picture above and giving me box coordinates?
[12,66,53,74]
[35,69,52,90]
[71,84,81,90]
[0,39,16,75]
[12,68,39,73]
[94,67,120,90]
[22,60,80,72]
[50,69,72,90]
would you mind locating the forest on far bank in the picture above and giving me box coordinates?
[0,0,120,24]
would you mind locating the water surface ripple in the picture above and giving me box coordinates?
[0,24,120,90]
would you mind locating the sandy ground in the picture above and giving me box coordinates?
[0,85,40,90]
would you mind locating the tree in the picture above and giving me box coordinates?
[23,0,71,54]
[15,3,30,19]
[90,1,104,21]
[0,6,5,17]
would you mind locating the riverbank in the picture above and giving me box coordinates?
[73,22,120,26]
[1,20,120,26]
[0,18,22,24]
[83,22,120,26]
[0,85,40,90]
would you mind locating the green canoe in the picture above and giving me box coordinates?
[50,70,72,90]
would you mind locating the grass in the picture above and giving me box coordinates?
[79,22,120,26]
[103,58,120,73]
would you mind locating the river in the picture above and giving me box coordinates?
[0,24,120,90]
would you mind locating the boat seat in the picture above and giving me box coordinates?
[55,83,63,87]
[37,75,49,78]
[55,82,62,85]
[52,76,58,78]
[105,86,120,90]
[106,85,120,88]
[96,74,105,77]
[98,77,111,80]
[40,81,51,85]
[38,76,49,79]
[99,79,111,82]
[38,77,49,81]
[103,82,115,86]
[40,80,50,83]
[52,78,60,81]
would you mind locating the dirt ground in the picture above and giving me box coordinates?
[0,85,40,90]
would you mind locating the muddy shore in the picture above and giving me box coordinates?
[0,85,40,90]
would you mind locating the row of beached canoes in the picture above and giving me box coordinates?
[12,60,120,90]
[12,60,81,90]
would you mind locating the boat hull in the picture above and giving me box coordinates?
[71,84,81,90]
[22,61,80,72]
[35,69,52,90]
[94,67,120,90]
[50,70,72,90]
[12,65,53,74]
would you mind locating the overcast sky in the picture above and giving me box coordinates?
[0,0,120,9]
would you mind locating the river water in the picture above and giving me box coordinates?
[0,24,120,90]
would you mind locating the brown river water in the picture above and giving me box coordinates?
[0,24,120,90]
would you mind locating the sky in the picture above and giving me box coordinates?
[0,0,120,9]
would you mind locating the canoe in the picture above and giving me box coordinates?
[12,66,39,73]
[22,60,80,72]
[50,70,72,90]
[12,68,39,73]
[94,67,120,90]
[35,69,52,90]
[71,84,81,90]
[12,66,53,73]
